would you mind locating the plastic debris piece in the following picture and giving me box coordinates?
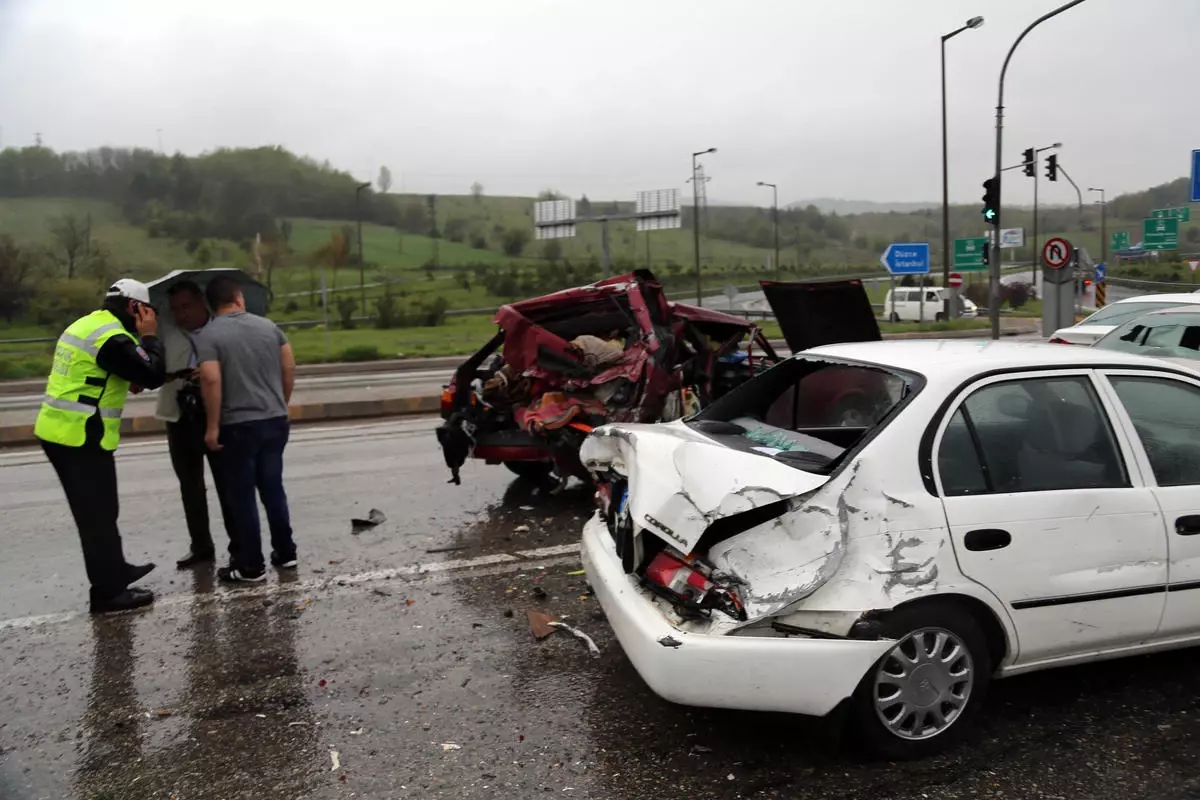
[351,508,387,535]
[658,636,682,649]
[691,744,713,755]
[548,621,601,658]
[527,609,556,640]
[567,569,586,576]
[426,545,470,554]
[330,750,341,771]
[514,525,531,533]
[372,588,392,598]
[503,609,515,618]
[350,728,365,736]
[441,743,462,752]
[288,721,307,727]
[319,679,327,688]
[155,708,172,718]
[256,714,267,719]
[406,599,415,606]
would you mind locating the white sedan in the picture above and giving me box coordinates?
[581,340,1200,759]
[1049,292,1200,344]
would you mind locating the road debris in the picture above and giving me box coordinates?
[371,588,392,598]
[330,749,341,772]
[503,609,515,618]
[441,743,462,752]
[658,636,682,649]
[527,609,556,640]
[548,621,601,658]
[425,545,470,554]
[515,524,531,533]
[351,508,387,534]
[350,728,365,736]
[567,569,586,576]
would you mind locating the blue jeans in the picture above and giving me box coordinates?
[217,416,294,573]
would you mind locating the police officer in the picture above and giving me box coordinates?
[36,279,168,614]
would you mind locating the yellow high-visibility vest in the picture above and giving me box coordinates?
[34,309,137,451]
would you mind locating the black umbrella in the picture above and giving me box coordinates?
[145,268,270,316]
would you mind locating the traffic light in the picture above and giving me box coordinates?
[1045,154,1058,182]
[982,243,990,266]
[1022,148,1035,178]
[981,177,999,225]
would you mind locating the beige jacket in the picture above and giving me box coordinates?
[154,321,205,423]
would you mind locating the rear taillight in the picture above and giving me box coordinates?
[644,551,714,604]
[440,387,453,414]
[1047,337,1073,344]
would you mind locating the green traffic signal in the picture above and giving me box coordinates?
[981,178,1000,225]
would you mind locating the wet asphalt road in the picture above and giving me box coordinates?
[3,418,1200,799]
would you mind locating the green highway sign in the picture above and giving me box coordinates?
[1143,217,1180,250]
[1151,207,1191,222]
[953,236,989,271]
[1111,231,1130,251]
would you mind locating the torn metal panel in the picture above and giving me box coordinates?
[582,421,828,553]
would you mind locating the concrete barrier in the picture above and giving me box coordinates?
[0,394,444,449]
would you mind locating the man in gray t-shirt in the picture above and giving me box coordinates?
[197,276,298,583]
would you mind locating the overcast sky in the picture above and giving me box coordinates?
[0,0,1194,207]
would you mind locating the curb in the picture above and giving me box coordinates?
[0,395,443,449]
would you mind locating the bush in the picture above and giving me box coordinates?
[339,344,382,362]
[470,233,488,251]
[337,297,358,329]
[0,356,51,380]
[1001,281,1031,310]
[418,296,449,327]
[375,293,401,329]
[29,278,104,329]
[964,282,989,308]
[283,299,299,314]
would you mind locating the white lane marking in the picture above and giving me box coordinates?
[0,542,583,632]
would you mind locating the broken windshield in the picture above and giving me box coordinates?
[685,357,914,473]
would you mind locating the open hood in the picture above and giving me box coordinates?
[760,279,881,353]
[581,421,828,554]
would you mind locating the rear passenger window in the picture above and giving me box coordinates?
[1110,376,1200,486]
[937,376,1127,495]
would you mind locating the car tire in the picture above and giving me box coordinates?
[850,602,992,760]
[935,312,946,322]
[504,461,554,480]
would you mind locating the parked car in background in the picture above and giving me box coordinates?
[1049,293,1200,344]
[582,340,1200,758]
[436,272,883,486]
[883,287,977,322]
[1092,306,1200,369]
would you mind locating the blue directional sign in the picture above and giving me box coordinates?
[1094,262,1106,283]
[1192,149,1200,203]
[880,242,931,275]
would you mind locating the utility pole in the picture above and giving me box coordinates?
[1089,187,1106,263]
[942,16,985,318]
[1055,160,1083,230]
[757,181,780,280]
[355,181,371,314]
[991,0,1088,339]
[691,148,716,306]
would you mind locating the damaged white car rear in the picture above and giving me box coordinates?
[582,340,1200,758]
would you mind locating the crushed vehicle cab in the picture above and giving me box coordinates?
[436,270,781,484]
[435,272,881,485]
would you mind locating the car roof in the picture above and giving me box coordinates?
[1124,304,1200,318]
[805,339,1192,382]
[1106,293,1200,306]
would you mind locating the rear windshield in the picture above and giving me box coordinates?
[686,358,915,473]
[1081,301,1190,328]
[1095,312,1200,361]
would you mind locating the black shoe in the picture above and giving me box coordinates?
[176,550,215,569]
[125,562,156,585]
[218,566,267,584]
[90,588,155,615]
[270,552,298,570]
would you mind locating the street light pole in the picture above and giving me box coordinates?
[757,181,780,281]
[1089,187,1106,263]
[990,0,1089,340]
[355,181,371,315]
[692,147,716,306]
[941,16,985,319]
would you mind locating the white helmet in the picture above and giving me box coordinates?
[106,278,151,305]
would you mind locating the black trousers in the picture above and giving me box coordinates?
[42,438,128,602]
[166,419,236,557]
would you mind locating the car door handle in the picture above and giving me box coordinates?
[964,529,1011,552]
[1176,516,1200,536]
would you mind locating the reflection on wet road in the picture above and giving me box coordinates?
[3,418,1200,798]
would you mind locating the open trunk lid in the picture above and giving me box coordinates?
[760,279,881,353]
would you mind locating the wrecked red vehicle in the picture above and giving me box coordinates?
[436,270,779,484]
[436,271,886,485]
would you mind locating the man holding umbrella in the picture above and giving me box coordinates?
[35,279,167,614]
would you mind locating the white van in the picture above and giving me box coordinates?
[883,287,977,322]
